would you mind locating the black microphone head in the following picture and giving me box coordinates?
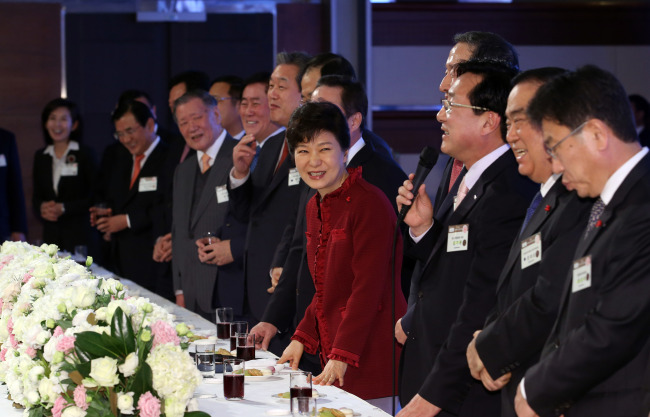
[419,146,439,169]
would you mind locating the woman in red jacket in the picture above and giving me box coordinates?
[279,101,406,400]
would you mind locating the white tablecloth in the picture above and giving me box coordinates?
[0,264,391,416]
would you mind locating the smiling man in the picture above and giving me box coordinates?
[513,65,650,417]
[464,68,593,417]
[396,60,536,417]
[170,90,240,320]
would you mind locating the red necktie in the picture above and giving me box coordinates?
[448,158,464,192]
[130,154,145,189]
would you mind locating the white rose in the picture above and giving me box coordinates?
[69,285,96,309]
[38,377,58,403]
[28,365,45,382]
[25,389,40,405]
[89,357,119,387]
[61,405,87,417]
[94,307,107,322]
[117,392,135,415]
[118,352,139,377]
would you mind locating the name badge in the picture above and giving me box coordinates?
[61,163,78,176]
[0,154,6,167]
[520,232,542,269]
[447,224,469,252]
[572,255,592,293]
[288,168,301,186]
[216,185,229,204]
[138,176,157,192]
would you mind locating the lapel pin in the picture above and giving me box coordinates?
[545,205,551,212]
[596,220,603,228]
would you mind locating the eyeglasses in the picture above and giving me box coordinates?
[545,121,587,159]
[211,95,233,103]
[114,125,142,140]
[441,99,490,114]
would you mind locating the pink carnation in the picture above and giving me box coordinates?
[25,347,37,358]
[53,326,64,337]
[73,385,89,410]
[9,333,18,349]
[22,272,32,283]
[56,335,76,353]
[7,317,13,333]
[52,396,67,417]
[137,392,161,417]
[151,320,179,348]
[0,348,7,361]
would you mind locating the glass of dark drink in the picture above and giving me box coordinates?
[223,358,245,400]
[291,396,317,416]
[289,371,313,413]
[230,321,248,352]
[236,332,255,361]
[216,307,233,340]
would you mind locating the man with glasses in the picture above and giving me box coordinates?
[396,60,536,417]
[209,76,245,140]
[513,65,650,417]
[464,68,593,417]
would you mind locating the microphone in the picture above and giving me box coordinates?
[397,146,439,222]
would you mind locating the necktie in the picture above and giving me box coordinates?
[453,176,469,211]
[201,153,211,174]
[585,197,606,236]
[448,159,464,192]
[250,146,261,173]
[274,140,289,175]
[130,154,145,189]
[520,191,543,236]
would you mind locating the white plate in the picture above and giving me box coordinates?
[271,392,327,402]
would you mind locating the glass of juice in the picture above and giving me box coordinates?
[289,371,312,412]
[223,358,245,400]
[236,332,255,361]
[216,307,233,340]
[230,321,248,352]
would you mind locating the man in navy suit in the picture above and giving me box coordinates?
[0,128,27,242]
[396,61,536,417]
[464,68,592,417]
[514,66,650,417]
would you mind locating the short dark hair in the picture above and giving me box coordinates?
[453,31,519,71]
[111,100,154,127]
[210,75,244,102]
[168,70,210,92]
[512,67,566,88]
[287,101,351,154]
[117,89,153,108]
[316,75,368,129]
[171,90,217,122]
[527,65,638,144]
[243,72,272,92]
[302,52,357,82]
[629,93,650,126]
[456,59,519,141]
[276,51,312,91]
[41,98,82,144]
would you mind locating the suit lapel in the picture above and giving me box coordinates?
[252,132,284,189]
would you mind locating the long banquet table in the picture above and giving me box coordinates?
[0,264,392,417]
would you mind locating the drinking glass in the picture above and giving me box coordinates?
[236,332,255,361]
[223,358,245,400]
[230,321,248,352]
[289,371,312,412]
[216,307,233,340]
[291,397,317,416]
[194,340,216,378]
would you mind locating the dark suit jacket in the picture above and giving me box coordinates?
[32,143,97,252]
[172,135,239,317]
[101,140,169,291]
[399,150,536,416]
[475,180,592,417]
[0,128,27,240]
[261,139,407,337]
[525,153,650,417]
[228,131,307,321]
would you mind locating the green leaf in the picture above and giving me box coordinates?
[129,362,153,401]
[56,319,74,330]
[27,406,45,417]
[110,307,136,355]
[184,412,212,417]
[75,331,124,360]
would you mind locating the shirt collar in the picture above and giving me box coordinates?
[463,143,510,190]
[346,137,365,166]
[43,140,80,158]
[196,129,227,169]
[600,147,648,205]
[540,173,561,197]
[257,127,286,149]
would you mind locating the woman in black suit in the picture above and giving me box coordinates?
[32,98,97,252]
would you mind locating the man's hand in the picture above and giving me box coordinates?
[395,318,407,345]
[232,134,257,179]
[514,383,539,417]
[267,267,283,293]
[96,214,128,234]
[175,293,185,308]
[249,322,278,351]
[196,238,234,266]
[480,369,511,391]
[397,394,442,417]
[89,205,112,227]
[153,233,172,262]
[313,359,348,387]
[278,340,304,370]
[40,201,63,222]
[467,330,484,379]
[396,173,434,236]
